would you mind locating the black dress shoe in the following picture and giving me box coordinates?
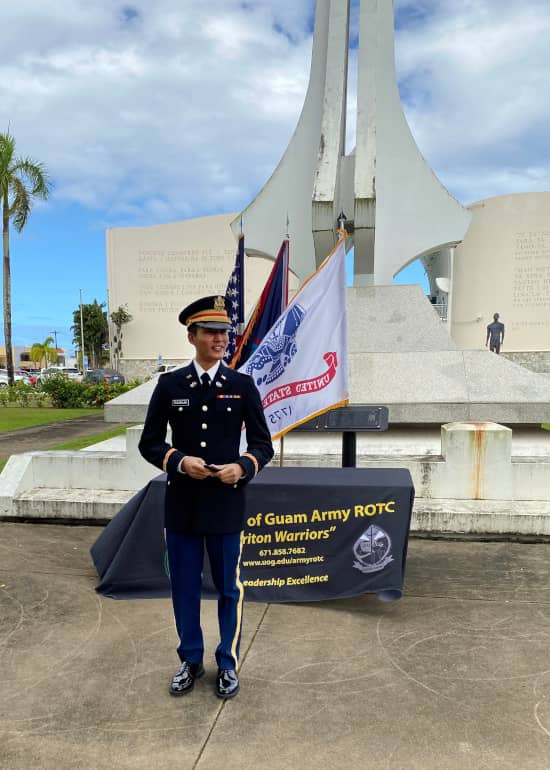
[216,668,239,699]
[169,661,205,696]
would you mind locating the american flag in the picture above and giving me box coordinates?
[229,238,289,368]
[224,233,245,363]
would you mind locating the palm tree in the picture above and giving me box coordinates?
[110,304,133,371]
[30,336,56,369]
[1,132,51,385]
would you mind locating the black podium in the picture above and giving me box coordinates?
[91,467,414,603]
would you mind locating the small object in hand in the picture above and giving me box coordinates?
[204,464,220,472]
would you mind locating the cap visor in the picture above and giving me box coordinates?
[195,321,232,330]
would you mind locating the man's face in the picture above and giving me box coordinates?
[188,326,229,367]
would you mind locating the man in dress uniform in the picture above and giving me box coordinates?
[138,295,273,699]
[485,312,505,354]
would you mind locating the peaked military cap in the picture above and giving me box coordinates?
[179,295,232,330]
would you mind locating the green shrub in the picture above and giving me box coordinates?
[12,381,32,406]
[40,374,88,408]
[39,373,138,408]
[0,382,49,407]
[83,382,130,406]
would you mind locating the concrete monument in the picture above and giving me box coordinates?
[232,0,471,285]
[104,284,550,426]
[2,0,550,534]
[105,0,550,421]
[451,193,550,363]
[106,214,297,379]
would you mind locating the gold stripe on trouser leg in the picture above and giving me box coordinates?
[230,532,245,671]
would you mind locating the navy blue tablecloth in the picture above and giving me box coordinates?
[91,466,414,603]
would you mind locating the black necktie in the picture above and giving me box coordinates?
[201,373,210,391]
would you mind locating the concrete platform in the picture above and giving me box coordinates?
[104,286,550,425]
[3,522,550,769]
[3,423,550,535]
[82,424,550,458]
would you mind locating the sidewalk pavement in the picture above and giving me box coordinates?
[2,523,550,770]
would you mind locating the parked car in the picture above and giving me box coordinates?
[15,369,37,385]
[83,368,125,384]
[36,366,82,384]
[60,367,82,381]
[37,367,63,384]
[0,368,33,386]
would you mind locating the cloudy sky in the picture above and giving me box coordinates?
[2,0,550,354]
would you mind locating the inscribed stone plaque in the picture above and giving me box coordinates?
[451,193,550,352]
[107,213,297,365]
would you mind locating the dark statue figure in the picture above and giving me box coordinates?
[486,313,505,354]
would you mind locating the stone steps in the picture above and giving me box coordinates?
[11,488,134,522]
[412,498,550,538]
[7,488,550,538]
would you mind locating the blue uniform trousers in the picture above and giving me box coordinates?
[166,529,244,671]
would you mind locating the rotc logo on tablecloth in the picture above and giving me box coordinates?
[352,525,394,574]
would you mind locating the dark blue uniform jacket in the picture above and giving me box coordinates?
[138,362,274,534]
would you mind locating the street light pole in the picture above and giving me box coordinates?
[79,289,86,371]
[50,330,59,365]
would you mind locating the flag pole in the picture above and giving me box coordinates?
[279,214,291,468]
[238,216,245,339]
[224,217,246,368]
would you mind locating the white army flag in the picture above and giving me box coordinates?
[239,239,349,439]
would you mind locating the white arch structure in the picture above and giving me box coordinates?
[232,0,471,285]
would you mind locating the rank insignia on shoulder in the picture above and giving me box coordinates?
[216,394,241,399]
[172,399,189,406]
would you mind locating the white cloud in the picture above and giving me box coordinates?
[2,0,549,227]
[3,0,315,226]
[393,0,550,202]
[3,0,550,348]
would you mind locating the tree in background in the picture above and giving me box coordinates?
[109,304,132,372]
[71,300,108,369]
[30,336,57,368]
[1,131,52,385]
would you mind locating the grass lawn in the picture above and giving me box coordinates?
[0,408,100,432]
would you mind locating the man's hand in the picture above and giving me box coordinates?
[182,456,218,480]
[209,462,245,485]
[181,458,244,483]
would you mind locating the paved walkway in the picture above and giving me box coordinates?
[2,523,550,769]
[0,414,128,462]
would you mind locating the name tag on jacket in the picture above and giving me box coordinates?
[172,399,189,406]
